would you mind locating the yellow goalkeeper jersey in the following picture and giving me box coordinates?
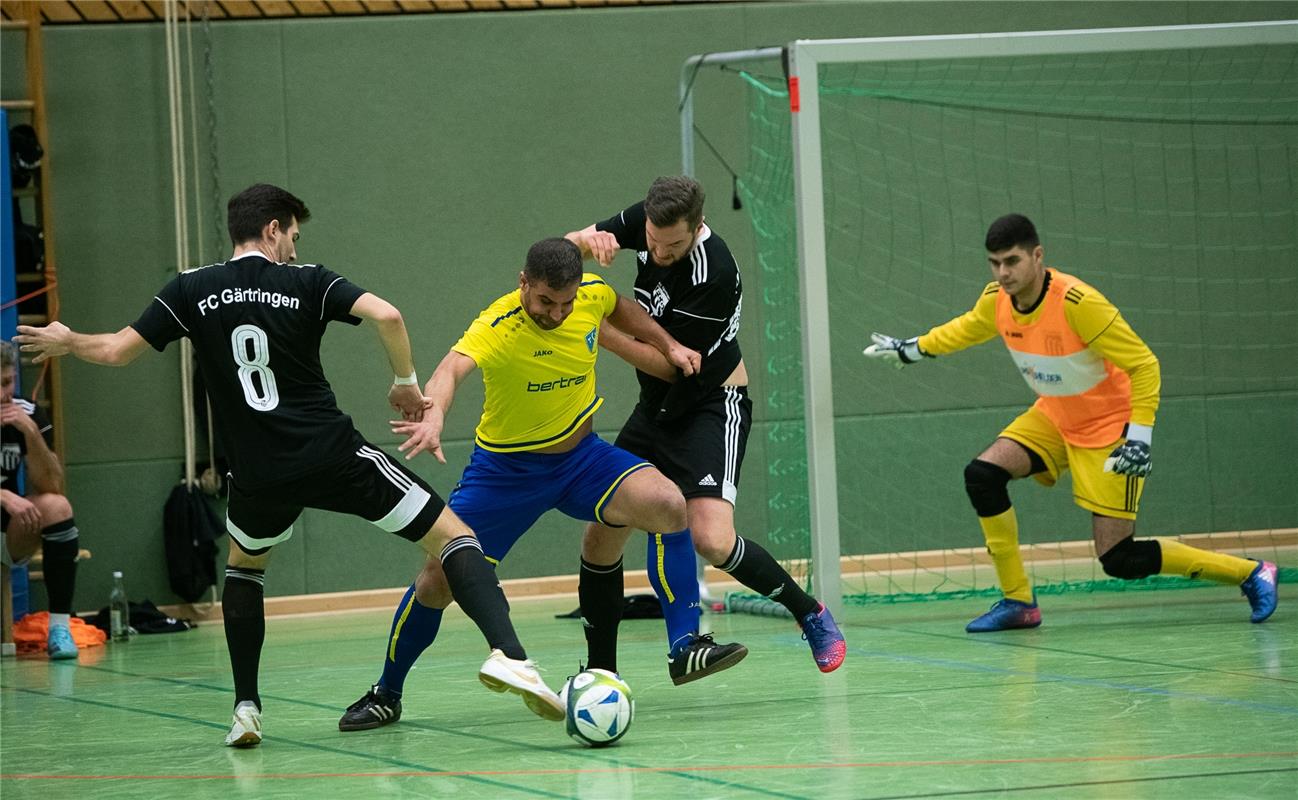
[453,274,618,452]
[917,269,1160,447]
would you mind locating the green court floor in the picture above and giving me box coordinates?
[2,586,1295,799]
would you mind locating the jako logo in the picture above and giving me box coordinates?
[528,374,587,392]
[533,349,553,357]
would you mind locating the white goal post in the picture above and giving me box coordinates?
[680,20,1298,617]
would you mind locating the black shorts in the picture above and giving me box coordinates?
[226,435,446,555]
[614,386,752,504]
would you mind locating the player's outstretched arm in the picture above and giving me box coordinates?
[15,322,148,366]
[564,224,620,267]
[349,293,423,421]
[607,295,700,376]
[391,349,476,463]
[862,332,929,370]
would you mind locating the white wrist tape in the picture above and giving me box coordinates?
[393,371,418,386]
[1124,422,1153,445]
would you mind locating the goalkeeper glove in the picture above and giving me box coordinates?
[1104,423,1153,477]
[862,332,927,369]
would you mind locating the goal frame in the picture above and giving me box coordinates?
[679,20,1298,616]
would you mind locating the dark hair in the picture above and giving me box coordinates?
[524,238,583,288]
[227,184,310,245]
[644,176,705,229]
[1,340,15,371]
[985,213,1040,252]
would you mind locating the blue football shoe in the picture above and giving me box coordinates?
[1241,561,1278,624]
[966,597,1041,633]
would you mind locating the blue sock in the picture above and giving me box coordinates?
[378,583,443,697]
[646,530,701,656]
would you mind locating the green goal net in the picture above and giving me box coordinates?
[722,28,1298,608]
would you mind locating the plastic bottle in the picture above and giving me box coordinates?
[109,571,130,642]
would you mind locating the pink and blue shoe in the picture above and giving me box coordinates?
[799,603,846,673]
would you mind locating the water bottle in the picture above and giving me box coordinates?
[109,571,130,642]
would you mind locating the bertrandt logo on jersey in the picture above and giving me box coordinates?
[1020,365,1063,384]
[527,374,587,392]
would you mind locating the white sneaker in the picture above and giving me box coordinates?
[478,649,564,721]
[224,701,262,747]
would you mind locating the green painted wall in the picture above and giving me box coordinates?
[3,1,1294,609]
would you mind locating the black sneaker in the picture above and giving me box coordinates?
[667,633,748,686]
[338,684,402,731]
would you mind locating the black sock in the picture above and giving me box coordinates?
[40,519,79,614]
[718,536,819,618]
[223,567,266,711]
[440,536,525,660]
[578,557,623,673]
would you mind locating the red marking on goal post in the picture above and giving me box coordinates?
[789,76,800,112]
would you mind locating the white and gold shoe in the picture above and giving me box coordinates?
[223,701,262,747]
[478,649,564,721]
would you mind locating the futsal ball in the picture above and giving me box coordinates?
[562,669,635,747]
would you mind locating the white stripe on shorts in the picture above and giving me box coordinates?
[374,484,432,533]
[227,515,295,551]
[722,386,741,505]
[357,445,414,492]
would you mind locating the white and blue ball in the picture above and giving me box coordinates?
[561,669,634,747]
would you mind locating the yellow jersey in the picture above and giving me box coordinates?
[917,269,1161,447]
[453,275,618,452]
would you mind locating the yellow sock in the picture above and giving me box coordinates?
[1158,539,1256,584]
[979,508,1033,603]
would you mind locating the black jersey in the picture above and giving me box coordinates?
[131,252,368,489]
[1,398,53,493]
[596,201,743,421]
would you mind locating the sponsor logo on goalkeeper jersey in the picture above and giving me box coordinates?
[527,374,587,392]
[1020,365,1063,385]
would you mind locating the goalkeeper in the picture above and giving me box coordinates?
[863,213,1277,632]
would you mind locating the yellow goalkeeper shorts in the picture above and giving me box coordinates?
[999,406,1144,520]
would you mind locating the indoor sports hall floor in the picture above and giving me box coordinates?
[2,586,1295,799]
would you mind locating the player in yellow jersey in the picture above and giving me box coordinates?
[338,238,747,731]
[863,214,1278,632]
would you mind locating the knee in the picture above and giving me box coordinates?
[1098,537,1161,580]
[644,485,688,533]
[692,528,732,566]
[33,493,74,525]
[964,459,1012,517]
[415,559,453,608]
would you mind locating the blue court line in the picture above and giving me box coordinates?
[4,664,811,800]
[771,633,1298,716]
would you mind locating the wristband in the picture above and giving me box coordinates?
[393,371,418,386]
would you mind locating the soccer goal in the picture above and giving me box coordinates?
[680,22,1298,615]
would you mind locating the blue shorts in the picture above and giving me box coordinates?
[447,433,651,563]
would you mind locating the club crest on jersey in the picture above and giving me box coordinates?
[585,327,597,353]
[637,251,649,265]
[651,284,670,317]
